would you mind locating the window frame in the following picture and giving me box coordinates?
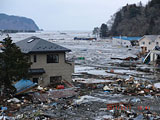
[148,42,151,45]
[33,54,37,63]
[156,42,159,45]
[47,54,59,63]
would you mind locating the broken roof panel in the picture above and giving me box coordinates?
[16,36,71,54]
[14,79,37,95]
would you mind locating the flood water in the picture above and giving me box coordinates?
[1,31,160,120]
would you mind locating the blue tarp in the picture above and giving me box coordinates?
[14,79,37,94]
[113,37,141,41]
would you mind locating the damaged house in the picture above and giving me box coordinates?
[112,37,141,47]
[139,35,160,66]
[139,35,160,54]
[143,46,160,66]
[16,36,74,87]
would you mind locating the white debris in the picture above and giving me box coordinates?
[139,91,145,94]
[146,84,152,89]
[103,85,113,91]
[130,98,141,103]
[73,95,107,105]
[0,116,15,120]
[16,114,24,119]
[73,78,113,84]
[37,86,43,90]
[154,83,160,89]
[7,98,20,103]
[95,115,113,120]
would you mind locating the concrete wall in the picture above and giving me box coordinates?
[30,52,74,86]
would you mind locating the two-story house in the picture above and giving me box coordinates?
[16,36,74,87]
[139,35,160,54]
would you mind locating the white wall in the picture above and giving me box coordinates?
[139,36,160,52]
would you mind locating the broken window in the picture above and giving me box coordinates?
[47,54,59,63]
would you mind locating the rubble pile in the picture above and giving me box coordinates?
[0,86,79,120]
[1,33,160,119]
[103,76,160,96]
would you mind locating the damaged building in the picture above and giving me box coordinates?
[139,35,160,66]
[139,35,160,54]
[143,46,160,66]
[112,36,141,47]
[16,36,74,87]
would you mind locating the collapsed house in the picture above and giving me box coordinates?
[112,37,141,47]
[143,46,160,66]
[16,36,74,87]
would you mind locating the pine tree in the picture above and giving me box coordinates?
[100,23,109,38]
[93,27,100,38]
[0,36,31,95]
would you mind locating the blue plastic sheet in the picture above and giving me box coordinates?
[14,79,37,94]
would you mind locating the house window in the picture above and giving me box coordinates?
[148,42,151,45]
[33,78,38,83]
[156,42,159,45]
[142,42,145,45]
[47,54,59,63]
[34,55,37,62]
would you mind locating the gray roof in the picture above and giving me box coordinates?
[16,36,71,53]
[139,35,159,42]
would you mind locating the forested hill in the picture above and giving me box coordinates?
[0,13,39,31]
[109,0,160,36]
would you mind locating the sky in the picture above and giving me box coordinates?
[0,0,150,31]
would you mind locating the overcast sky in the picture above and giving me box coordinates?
[0,0,149,31]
